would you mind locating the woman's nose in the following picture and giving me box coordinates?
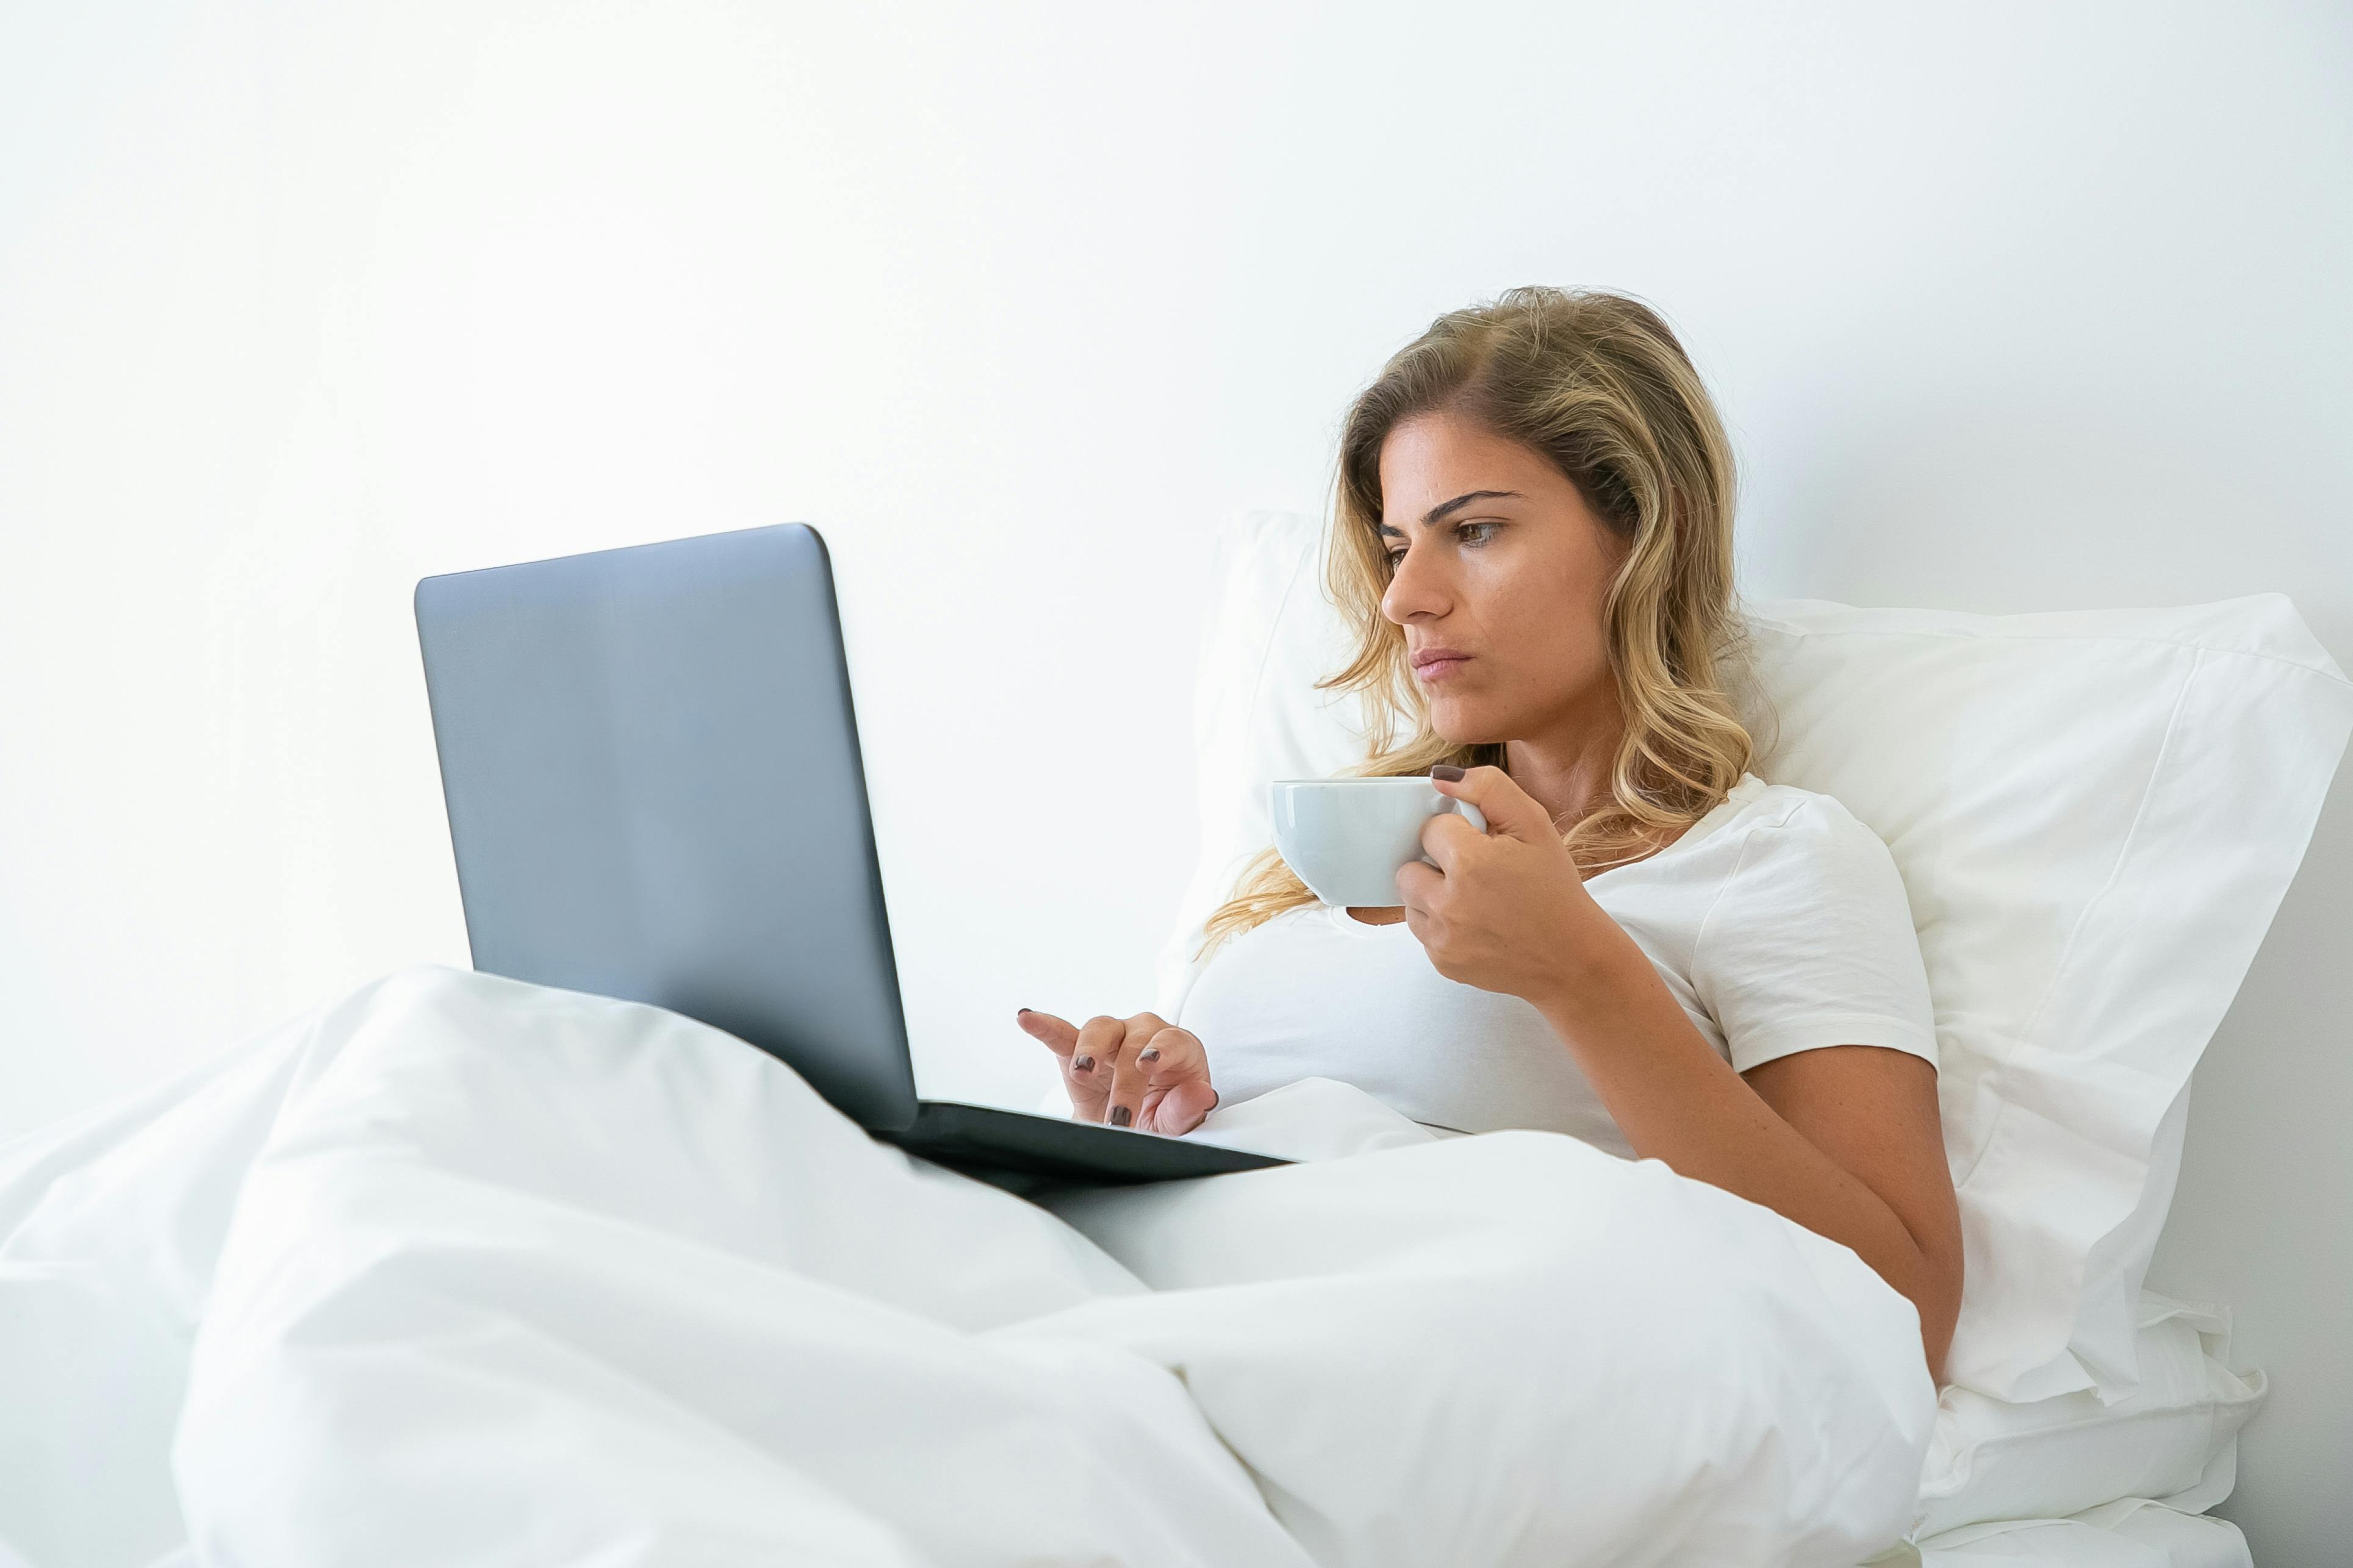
[1382,542,1450,624]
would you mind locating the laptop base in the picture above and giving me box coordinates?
[878,1099,1285,1197]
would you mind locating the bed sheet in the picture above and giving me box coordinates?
[5,966,2255,1568]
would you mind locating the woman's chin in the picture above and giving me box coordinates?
[1426,703,1506,749]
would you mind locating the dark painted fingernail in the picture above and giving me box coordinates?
[1017,1007,1033,1017]
[1074,1055,1094,1072]
[1108,1105,1133,1127]
[1139,1047,1160,1062]
[1430,764,1465,781]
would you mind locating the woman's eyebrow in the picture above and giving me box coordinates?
[1423,490,1523,525]
[1378,490,1525,535]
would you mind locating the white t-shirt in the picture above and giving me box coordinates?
[1177,771,1938,1159]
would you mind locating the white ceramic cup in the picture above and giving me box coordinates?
[1268,776,1490,908]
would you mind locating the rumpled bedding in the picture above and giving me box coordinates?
[0,965,1936,1567]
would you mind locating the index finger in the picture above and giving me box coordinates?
[1015,1008,1082,1056]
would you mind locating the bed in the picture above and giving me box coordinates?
[1,511,2344,1566]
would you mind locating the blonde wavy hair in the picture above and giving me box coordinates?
[1198,285,1759,961]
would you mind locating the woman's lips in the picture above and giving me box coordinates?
[1412,654,1472,682]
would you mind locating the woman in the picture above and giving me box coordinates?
[1019,285,1964,1381]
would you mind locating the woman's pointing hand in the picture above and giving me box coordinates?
[1016,1008,1219,1135]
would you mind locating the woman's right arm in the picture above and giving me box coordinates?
[1015,1009,1218,1134]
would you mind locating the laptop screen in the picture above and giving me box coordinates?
[414,523,922,1132]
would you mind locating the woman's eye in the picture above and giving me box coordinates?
[1388,523,1494,567]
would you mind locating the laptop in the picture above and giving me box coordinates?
[412,522,1285,1194]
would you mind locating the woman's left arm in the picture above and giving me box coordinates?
[1402,767,1964,1382]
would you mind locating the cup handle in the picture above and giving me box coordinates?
[1456,800,1488,834]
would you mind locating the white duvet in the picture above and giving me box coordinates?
[1,967,1936,1567]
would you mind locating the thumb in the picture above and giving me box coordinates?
[1429,764,1554,844]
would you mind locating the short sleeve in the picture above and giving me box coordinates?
[1691,796,1939,1075]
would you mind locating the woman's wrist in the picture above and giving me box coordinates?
[1526,914,1652,1041]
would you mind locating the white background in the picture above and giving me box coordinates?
[2,2,2347,1557]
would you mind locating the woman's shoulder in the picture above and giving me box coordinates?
[1712,773,1905,887]
[1594,774,1853,887]
[1661,772,1812,846]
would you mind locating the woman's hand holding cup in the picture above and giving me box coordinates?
[1015,1008,1219,1135]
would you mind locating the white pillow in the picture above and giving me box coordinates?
[1162,509,2353,1404]
[1914,1289,2265,1538]
[1913,1500,2252,1567]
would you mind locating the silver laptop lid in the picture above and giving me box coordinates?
[414,523,921,1133]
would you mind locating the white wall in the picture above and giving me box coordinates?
[3,1,2346,1556]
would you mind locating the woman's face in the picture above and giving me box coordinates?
[1376,410,1629,746]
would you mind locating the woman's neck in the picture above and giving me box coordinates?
[1502,701,1625,832]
